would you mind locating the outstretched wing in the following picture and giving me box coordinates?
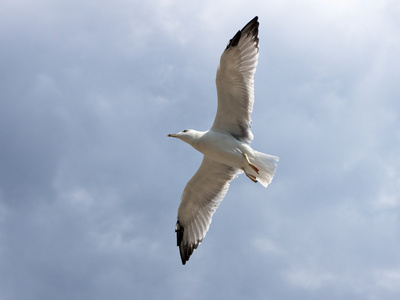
[176,157,239,264]
[212,16,259,144]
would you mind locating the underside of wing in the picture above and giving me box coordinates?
[176,157,239,264]
[212,16,259,144]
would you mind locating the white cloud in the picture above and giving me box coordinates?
[283,267,335,290]
[375,269,400,292]
[252,237,285,256]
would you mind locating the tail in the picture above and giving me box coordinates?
[253,151,279,187]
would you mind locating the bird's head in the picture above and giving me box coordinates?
[167,129,202,146]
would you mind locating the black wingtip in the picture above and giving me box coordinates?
[175,220,188,265]
[226,16,259,49]
[175,220,199,265]
[175,220,184,247]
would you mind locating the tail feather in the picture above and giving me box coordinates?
[253,151,279,187]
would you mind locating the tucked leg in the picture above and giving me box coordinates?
[244,171,258,183]
[243,153,259,174]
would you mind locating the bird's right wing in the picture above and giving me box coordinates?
[176,157,240,264]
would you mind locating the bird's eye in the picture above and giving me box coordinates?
[182,129,188,133]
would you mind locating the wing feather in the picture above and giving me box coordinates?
[212,16,259,143]
[176,157,239,264]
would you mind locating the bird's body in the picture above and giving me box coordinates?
[168,16,279,264]
[190,130,251,169]
[175,129,276,185]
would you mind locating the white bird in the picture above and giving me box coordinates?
[168,16,279,265]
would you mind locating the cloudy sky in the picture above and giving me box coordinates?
[1,0,400,299]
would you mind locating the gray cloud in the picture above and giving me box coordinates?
[1,0,400,299]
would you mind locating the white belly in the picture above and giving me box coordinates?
[193,130,253,169]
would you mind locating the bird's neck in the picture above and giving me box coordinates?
[184,130,205,148]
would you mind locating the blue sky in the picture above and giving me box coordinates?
[1,0,400,299]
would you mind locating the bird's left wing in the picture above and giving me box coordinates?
[176,156,240,264]
[212,16,259,144]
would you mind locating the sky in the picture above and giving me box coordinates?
[1,0,400,299]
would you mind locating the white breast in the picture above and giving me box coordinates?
[194,130,253,169]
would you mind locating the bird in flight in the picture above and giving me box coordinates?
[168,16,279,265]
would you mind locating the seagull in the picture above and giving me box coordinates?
[167,16,279,265]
